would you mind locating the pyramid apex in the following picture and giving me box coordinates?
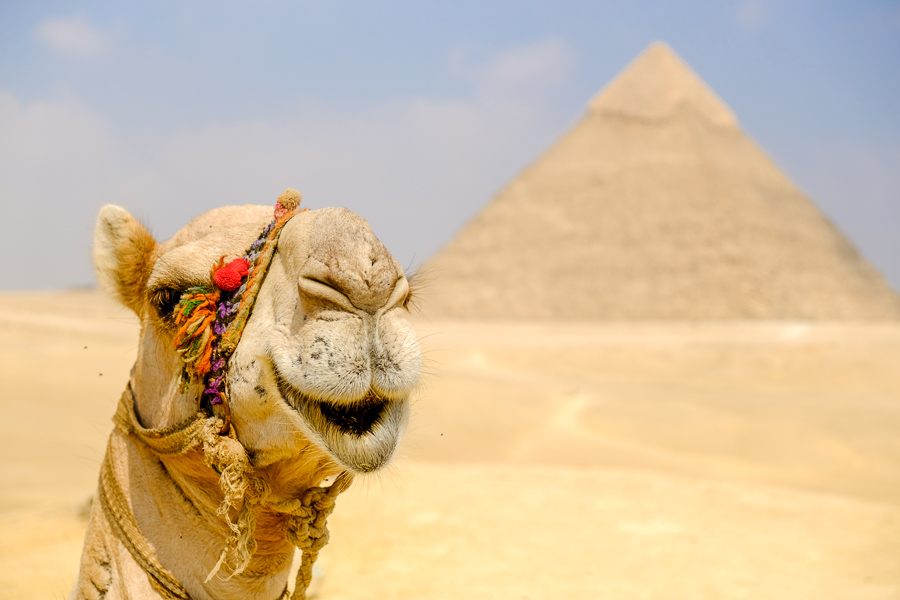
[589,42,738,128]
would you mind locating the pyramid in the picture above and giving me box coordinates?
[418,42,900,320]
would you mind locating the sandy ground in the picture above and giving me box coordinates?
[1,291,899,598]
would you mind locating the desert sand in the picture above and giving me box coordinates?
[1,290,899,599]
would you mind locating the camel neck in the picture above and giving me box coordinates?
[108,428,296,599]
[102,382,298,600]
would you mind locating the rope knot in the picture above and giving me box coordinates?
[269,473,352,599]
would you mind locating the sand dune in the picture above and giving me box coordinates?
[1,291,899,598]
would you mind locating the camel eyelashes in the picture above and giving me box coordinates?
[148,286,183,320]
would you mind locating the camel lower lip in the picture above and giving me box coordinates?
[272,367,406,472]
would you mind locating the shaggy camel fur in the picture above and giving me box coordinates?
[72,197,421,599]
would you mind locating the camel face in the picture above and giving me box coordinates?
[234,207,421,473]
[95,202,420,476]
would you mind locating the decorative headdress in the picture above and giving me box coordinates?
[172,188,304,432]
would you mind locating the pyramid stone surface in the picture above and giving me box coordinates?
[418,43,900,320]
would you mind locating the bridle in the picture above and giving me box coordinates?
[172,188,303,433]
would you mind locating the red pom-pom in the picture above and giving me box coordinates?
[213,258,250,291]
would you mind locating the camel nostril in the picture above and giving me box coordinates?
[296,249,403,313]
[298,275,357,313]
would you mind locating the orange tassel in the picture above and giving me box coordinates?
[173,287,220,379]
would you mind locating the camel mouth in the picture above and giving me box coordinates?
[271,367,406,473]
[316,392,389,436]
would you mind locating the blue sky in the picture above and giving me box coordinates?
[1,1,899,290]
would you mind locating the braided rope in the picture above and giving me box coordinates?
[276,472,354,599]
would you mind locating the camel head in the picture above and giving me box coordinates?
[93,196,421,481]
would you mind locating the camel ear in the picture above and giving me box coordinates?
[93,205,157,315]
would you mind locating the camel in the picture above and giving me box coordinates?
[72,190,421,599]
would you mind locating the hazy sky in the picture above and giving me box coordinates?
[2,1,899,291]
